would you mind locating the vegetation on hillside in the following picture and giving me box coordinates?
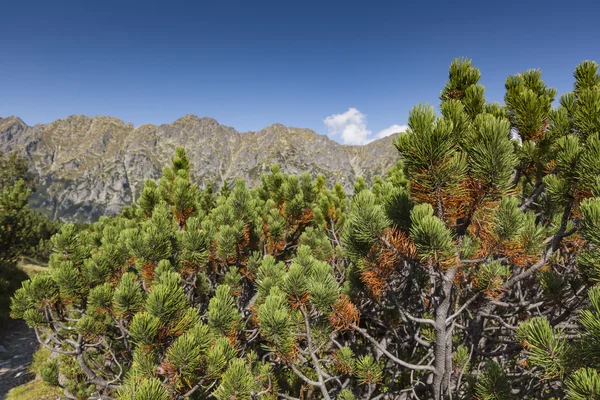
[0,152,59,318]
[9,58,600,399]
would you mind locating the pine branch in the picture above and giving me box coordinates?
[289,363,321,387]
[252,375,272,398]
[446,293,480,325]
[520,182,546,211]
[105,346,124,385]
[455,344,474,397]
[299,306,332,400]
[351,323,435,372]
[480,313,517,330]
[34,327,77,355]
[414,332,432,348]
[391,295,436,326]
[506,202,576,287]
[181,384,201,398]
[75,337,122,390]
[278,394,301,400]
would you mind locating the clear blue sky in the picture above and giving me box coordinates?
[1,0,598,144]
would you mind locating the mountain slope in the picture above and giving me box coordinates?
[0,115,400,221]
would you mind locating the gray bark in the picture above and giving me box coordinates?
[432,268,456,399]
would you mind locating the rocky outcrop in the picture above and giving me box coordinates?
[0,115,400,222]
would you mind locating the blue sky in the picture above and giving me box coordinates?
[1,0,598,144]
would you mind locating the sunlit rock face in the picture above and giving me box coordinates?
[0,115,399,222]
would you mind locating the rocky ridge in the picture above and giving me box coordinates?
[0,115,400,222]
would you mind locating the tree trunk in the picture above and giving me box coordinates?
[432,268,456,399]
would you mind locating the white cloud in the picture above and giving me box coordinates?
[324,108,371,145]
[376,124,409,139]
[323,108,407,145]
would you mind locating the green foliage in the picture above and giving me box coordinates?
[354,355,383,385]
[395,103,467,201]
[409,204,454,262]
[338,389,357,400]
[440,58,482,108]
[164,331,203,382]
[581,198,600,246]
[145,271,187,323]
[453,345,469,373]
[516,317,568,379]
[113,272,144,315]
[205,337,237,378]
[298,227,334,261]
[505,68,556,141]
[575,286,600,369]
[469,114,518,193]
[129,312,160,346]
[58,353,96,399]
[474,261,510,297]
[333,346,355,374]
[117,377,169,400]
[0,261,28,319]
[0,151,59,318]
[353,176,367,195]
[474,361,515,400]
[342,190,389,261]
[138,179,160,216]
[207,284,241,336]
[493,197,525,240]
[257,287,296,356]
[566,368,600,400]
[30,347,52,374]
[0,151,35,188]
[372,164,413,228]
[212,358,255,400]
[39,359,59,387]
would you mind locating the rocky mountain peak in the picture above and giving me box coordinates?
[261,123,288,131]
[0,115,26,125]
[0,116,30,152]
[172,114,218,127]
[0,116,27,132]
[1,115,400,222]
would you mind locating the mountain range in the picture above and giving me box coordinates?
[0,114,400,222]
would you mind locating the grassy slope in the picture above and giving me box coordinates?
[6,379,61,400]
[19,256,49,277]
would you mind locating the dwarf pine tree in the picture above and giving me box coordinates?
[10,59,600,400]
[10,147,363,399]
[339,58,600,399]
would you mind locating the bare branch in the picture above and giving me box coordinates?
[34,328,77,355]
[446,293,480,325]
[520,182,545,211]
[351,323,435,372]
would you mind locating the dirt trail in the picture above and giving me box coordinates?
[0,319,38,399]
